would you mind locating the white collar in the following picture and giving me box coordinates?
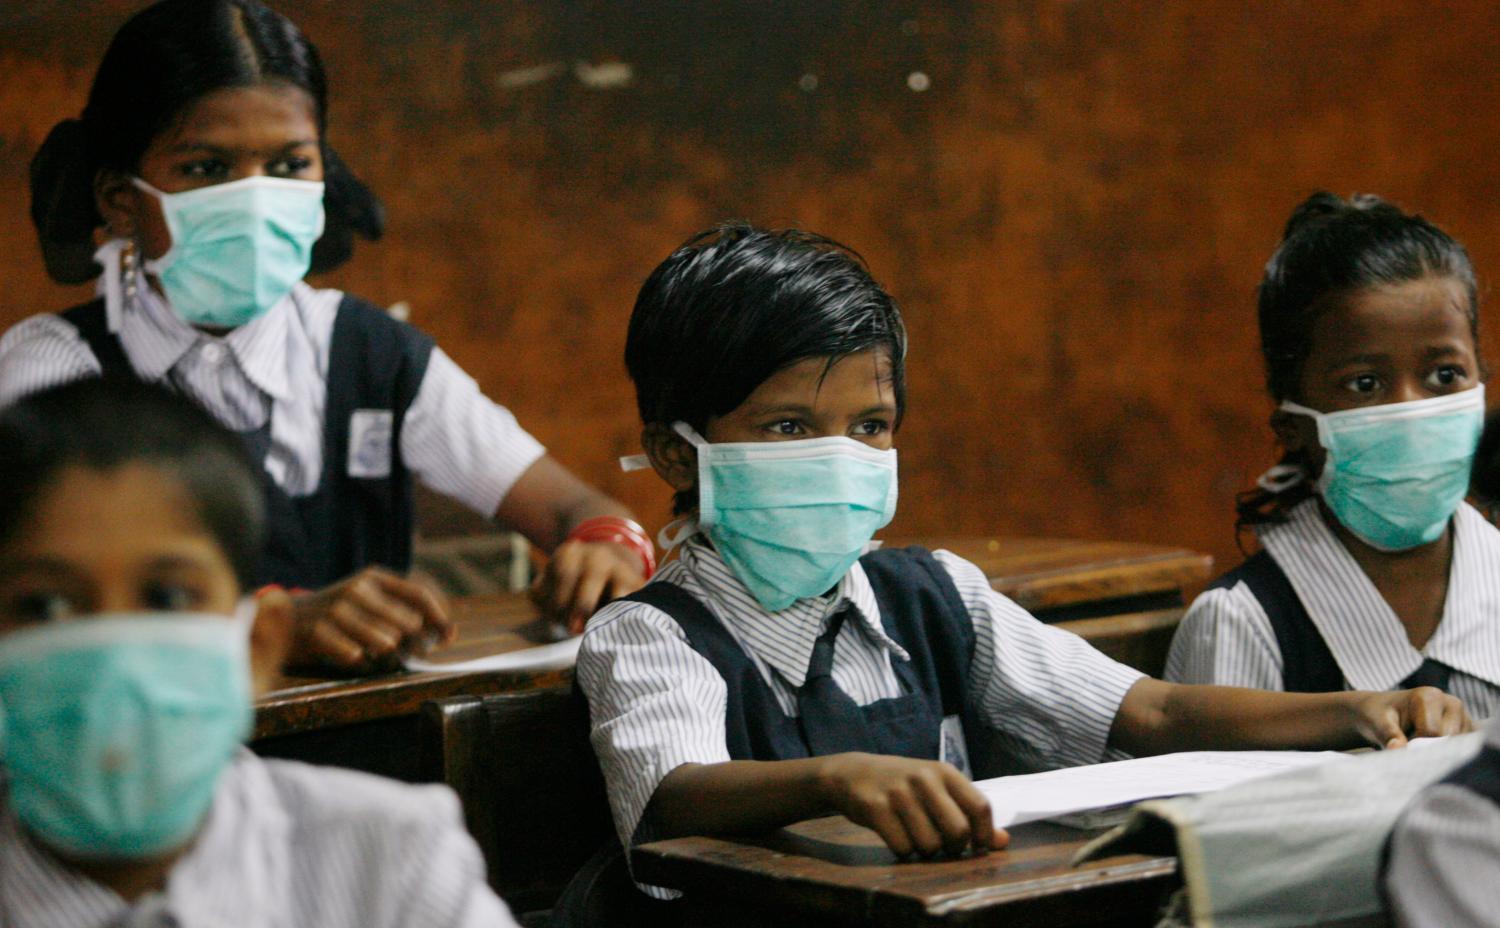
[677,535,910,688]
[95,242,296,403]
[0,752,289,928]
[1259,499,1500,690]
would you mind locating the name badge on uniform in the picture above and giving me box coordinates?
[939,714,972,778]
[348,409,394,479]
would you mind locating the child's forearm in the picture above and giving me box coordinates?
[646,759,838,840]
[1109,678,1375,756]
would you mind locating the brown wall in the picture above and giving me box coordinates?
[4,1,1500,576]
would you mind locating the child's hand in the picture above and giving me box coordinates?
[1351,687,1472,749]
[814,753,1008,858]
[532,539,648,635]
[289,567,453,672]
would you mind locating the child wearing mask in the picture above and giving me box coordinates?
[0,379,514,927]
[1166,193,1500,719]
[2,0,653,672]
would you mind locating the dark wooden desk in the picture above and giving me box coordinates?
[253,536,1209,751]
[635,816,1179,927]
[888,536,1212,621]
[251,595,568,779]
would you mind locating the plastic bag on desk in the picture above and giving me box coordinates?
[1074,735,1483,928]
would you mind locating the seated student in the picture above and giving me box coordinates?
[2,0,653,673]
[0,380,515,927]
[575,224,1469,903]
[1165,193,1499,718]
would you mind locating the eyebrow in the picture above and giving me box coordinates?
[1421,344,1469,359]
[0,556,79,582]
[166,139,318,156]
[1324,353,1389,370]
[146,553,214,573]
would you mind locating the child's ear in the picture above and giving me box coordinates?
[248,589,294,698]
[642,423,697,493]
[1271,408,1326,477]
[94,168,139,239]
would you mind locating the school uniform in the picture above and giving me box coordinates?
[1384,717,1500,928]
[1165,499,1500,718]
[0,279,544,588]
[0,750,516,928]
[576,535,1143,895]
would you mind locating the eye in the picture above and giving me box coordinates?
[853,418,890,437]
[1427,365,1467,389]
[1343,372,1381,395]
[142,581,202,612]
[5,591,78,624]
[765,419,804,437]
[269,155,316,178]
[178,159,230,181]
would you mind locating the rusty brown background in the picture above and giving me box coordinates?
[3,1,1499,577]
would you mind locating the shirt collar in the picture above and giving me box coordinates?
[1259,499,1500,690]
[0,753,288,928]
[677,535,910,688]
[116,284,296,403]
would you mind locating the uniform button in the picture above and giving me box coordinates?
[200,342,225,363]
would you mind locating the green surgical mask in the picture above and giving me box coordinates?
[134,176,325,328]
[1280,386,1485,551]
[0,613,252,859]
[674,422,899,612]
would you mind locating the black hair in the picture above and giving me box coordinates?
[1472,410,1500,510]
[625,222,908,513]
[1237,191,1480,531]
[30,0,382,284]
[0,380,266,590]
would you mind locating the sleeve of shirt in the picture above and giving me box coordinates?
[0,314,101,408]
[1385,784,1500,928]
[576,599,734,851]
[932,549,1144,771]
[1164,584,1284,689]
[399,347,547,517]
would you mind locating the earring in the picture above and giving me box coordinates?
[121,240,138,306]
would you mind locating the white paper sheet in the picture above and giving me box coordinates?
[976,750,1343,828]
[402,636,581,674]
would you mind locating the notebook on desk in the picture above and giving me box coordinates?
[976,749,1343,829]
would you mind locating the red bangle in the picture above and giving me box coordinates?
[253,584,308,598]
[568,516,657,579]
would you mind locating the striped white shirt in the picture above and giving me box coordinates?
[0,280,544,515]
[0,751,516,928]
[1384,717,1500,928]
[577,535,1144,856]
[1166,500,1500,718]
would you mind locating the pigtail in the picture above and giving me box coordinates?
[29,119,104,284]
[310,144,384,274]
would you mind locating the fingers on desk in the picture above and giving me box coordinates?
[852,763,998,859]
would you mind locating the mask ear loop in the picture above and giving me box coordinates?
[618,421,711,557]
[1255,463,1306,494]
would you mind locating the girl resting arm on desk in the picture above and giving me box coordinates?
[2,0,651,673]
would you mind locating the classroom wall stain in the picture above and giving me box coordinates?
[2,0,1499,578]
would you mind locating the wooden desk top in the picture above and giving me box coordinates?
[634,816,1179,927]
[886,536,1212,614]
[254,595,567,740]
[254,535,1210,740]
